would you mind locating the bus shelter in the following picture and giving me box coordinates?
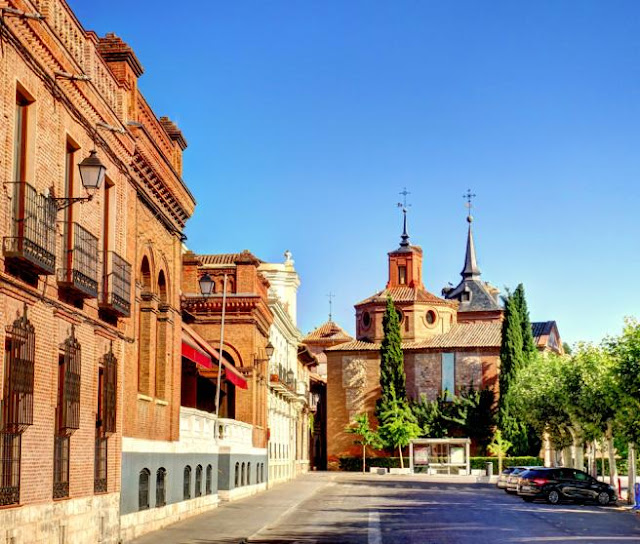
[409,438,471,475]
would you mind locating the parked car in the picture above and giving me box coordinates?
[505,466,534,494]
[517,467,617,505]
[496,467,516,489]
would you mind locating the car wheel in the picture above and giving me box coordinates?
[597,491,610,506]
[547,489,560,505]
[522,497,534,503]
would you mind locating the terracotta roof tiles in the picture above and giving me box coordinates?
[356,286,457,307]
[303,321,353,342]
[326,321,502,352]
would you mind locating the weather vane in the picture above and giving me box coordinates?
[327,292,335,321]
[463,189,476,221]
[398,187,411,212]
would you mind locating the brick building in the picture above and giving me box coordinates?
[0,0,196,541]
[181,250,272,500]
[324,212,505,465]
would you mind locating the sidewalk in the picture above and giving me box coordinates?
[130,472,335,544]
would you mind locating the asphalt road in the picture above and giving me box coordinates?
[249,474,640,544]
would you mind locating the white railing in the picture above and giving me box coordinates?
[179,407,253,448]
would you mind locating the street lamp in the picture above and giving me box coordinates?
[265,342,275,359]
[78,150,106,191]
[198,273,214,296]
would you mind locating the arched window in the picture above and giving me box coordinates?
[195,464,203,497]
[247,462,251,486]
[234,462,240,487]
[206,464,213,495]
[138,256,152,395]
[156,270,169,399]
[183,465,192,500]
[241,462,246,486]
[138,469,150,510]
[156,468,166,507]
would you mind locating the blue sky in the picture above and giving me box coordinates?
[68,0,640,345]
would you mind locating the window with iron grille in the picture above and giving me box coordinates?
[156,468,166,507]
[2,306,35,434]
[183,466,191,500]
[234,463,239,488]
[0,432,20,506]
[138,469,150,510]
[57,327,81,435]
[53,436,70,499]
[100,345,117,436]
[94,435,107,493]
[195,465,202,497]
[205,465,212,495]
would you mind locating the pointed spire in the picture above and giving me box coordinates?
[397,187,411,250]
[461,215,481,278]
[399,208,410,248]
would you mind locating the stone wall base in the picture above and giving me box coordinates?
[0,493,120,544]
[218,482,267,502]
[120,493,220,542]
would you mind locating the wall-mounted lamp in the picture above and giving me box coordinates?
[198,273,214,296]
[50,122,124,210]
[265,342,275,359]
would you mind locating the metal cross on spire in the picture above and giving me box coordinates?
[398,187,412,211]
[463,189,476,222]
[327,292,335,321]
[397,187,412,248]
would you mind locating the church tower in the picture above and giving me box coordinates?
[354,201,458,343]
[442,194,502,322]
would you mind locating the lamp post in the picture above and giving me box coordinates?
[198,273,214,297]
[50,149,107,210]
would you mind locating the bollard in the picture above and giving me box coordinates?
[618,478,622,501]
[486,462,493,478]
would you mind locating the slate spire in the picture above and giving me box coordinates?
[461,215,481,279]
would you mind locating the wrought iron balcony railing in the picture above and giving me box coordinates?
[3,182,56,275]
[57,222,99,298]
[99,251,132,318]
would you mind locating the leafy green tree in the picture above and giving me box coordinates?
[562,342,572,355]
[378,394,421,469]
[488,430,512,474]
[499,293,524,405]
[608,318,640,501]
[377,296,406,412]
[345,413,384,473]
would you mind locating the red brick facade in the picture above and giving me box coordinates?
[0,1,193,541]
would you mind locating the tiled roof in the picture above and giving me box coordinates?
[356,286,457,307]
[303,321,353,342]
[199,250,263,266]
[532,321,555,341]
[326,321,502,352]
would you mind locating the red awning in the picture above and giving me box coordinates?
[181,324,247,389]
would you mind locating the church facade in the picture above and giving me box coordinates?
[325,212,507,465]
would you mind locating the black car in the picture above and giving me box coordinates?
[517,467,617,505]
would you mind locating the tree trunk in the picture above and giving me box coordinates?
[362,445,366,474]
[562,445,572,468]
[399,445,404,469]
[498,452,503,475]
[628,443,636,505]
[569,427,584,470]
[606,422,618,486]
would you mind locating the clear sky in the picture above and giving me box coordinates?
[68,0,640,346]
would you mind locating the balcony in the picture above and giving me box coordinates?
[3,182,56,275]
[57,222,99,298]
[99,251,131,317]
[269,364,298,399]
[179,406,253,448]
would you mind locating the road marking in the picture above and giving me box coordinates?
[368,510,382,544]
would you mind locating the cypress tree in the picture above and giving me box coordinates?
[377,296,406,415]
[512,283,536,360]
[499,294,524,406]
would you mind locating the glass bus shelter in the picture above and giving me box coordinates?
[409,438,471,475]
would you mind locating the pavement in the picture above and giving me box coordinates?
[131,472,640,544]
[130,472,335,544]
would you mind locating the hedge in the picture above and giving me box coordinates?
[338,456,542,472]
